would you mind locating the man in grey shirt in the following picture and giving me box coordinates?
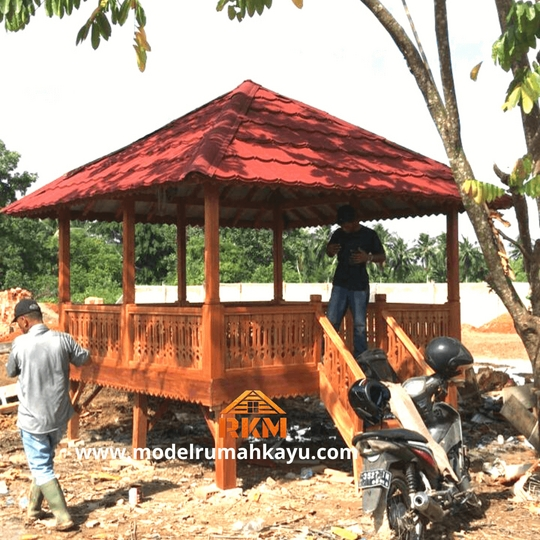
[7,298,90,530]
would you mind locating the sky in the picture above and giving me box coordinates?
[0,0,529,243]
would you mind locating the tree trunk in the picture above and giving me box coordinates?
[361,0,540,448]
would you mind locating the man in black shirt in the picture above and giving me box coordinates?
[326,205,386,357]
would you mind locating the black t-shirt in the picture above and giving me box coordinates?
[329,225,385,291]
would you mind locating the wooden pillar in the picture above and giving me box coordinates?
[204,184,220,305]
[67,380,80,439]
[311,295,323,363]
[202,184,224,378]
[374,294,388,351]
[446,210,461,340]
[273,208,284,303]
[132,392,148,457]
[202,184,233,489]
[122,200,136,305]
[58,210,70,330]
[176,202,187,304]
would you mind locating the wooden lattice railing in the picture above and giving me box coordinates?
[223,304,318,370]
[64,304,121,362]
[130,305,203,369]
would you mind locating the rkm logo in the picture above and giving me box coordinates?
[219,390,287,439]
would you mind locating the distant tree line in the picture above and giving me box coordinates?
[0,139,525,303]
[0,218,527,304]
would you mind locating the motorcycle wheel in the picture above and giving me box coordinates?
[386,471,425,540]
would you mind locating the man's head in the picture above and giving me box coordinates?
[336,205,358,232]
[12,299,43,333]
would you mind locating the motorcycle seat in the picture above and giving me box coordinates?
[352,428,428,446]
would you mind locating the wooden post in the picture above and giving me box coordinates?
[132,392,149,457]
[177,202,187,304]
[446,210,461,340]
[122,200,136,305]
[273,208,284,303]
[204,184,220,305]
[310,295,323,363]
[58,210,70,331]
[214,410,238,490]
[201,184,234,489]
[67,381,80,440]
[121,200,136,362]
[374,294,388,351]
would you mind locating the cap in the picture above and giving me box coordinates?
[336,205,357,225]
[12,299,42,323]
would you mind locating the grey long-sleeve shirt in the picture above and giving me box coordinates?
[6,323,90,434]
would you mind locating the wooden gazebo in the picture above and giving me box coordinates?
[3,80,473,488]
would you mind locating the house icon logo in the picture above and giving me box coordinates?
[218,390,287,439]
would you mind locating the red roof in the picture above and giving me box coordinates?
[3,80,466,228]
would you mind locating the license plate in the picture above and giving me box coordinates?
[360,469,391,489]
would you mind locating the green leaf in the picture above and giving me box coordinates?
[91,19,100,49]
[216,0,228,12]
[117,0,130,24]
[96,11,111,40]
[75,22,90,44]
[521,86,534,113]
[522,174,540,197]
[503,84,522,111]
[0,0,10,16]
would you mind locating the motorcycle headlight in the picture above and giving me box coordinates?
[402,377,427,399]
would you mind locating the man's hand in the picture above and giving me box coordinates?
[327,243,341,256]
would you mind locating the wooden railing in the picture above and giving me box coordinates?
[129,305,203,369]
[223,304,318,371]
[64,304,122,362]
[63,294,450,406]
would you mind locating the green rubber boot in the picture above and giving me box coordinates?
[27,481,45,521]
[39,478,74,531]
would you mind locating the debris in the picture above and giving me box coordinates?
[500,395,540,451]
[512,461,540,502]
[331,526,359,539]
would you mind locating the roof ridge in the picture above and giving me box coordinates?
[191,80,261,177]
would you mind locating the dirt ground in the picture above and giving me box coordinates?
[0,315,539,539]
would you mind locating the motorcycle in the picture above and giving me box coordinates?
[348,337,480,539]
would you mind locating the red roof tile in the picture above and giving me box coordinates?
[2,80,474,228]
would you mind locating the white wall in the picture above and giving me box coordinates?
[127,282,530,328]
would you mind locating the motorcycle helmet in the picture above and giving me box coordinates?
[425,336,474,377]
[348,378,391,424]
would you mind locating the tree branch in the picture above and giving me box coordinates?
[434,0,461,148]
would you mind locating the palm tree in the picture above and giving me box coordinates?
[412,233,437,281]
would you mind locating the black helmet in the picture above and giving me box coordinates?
[425,337,474,377]
[348,378,391,424]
